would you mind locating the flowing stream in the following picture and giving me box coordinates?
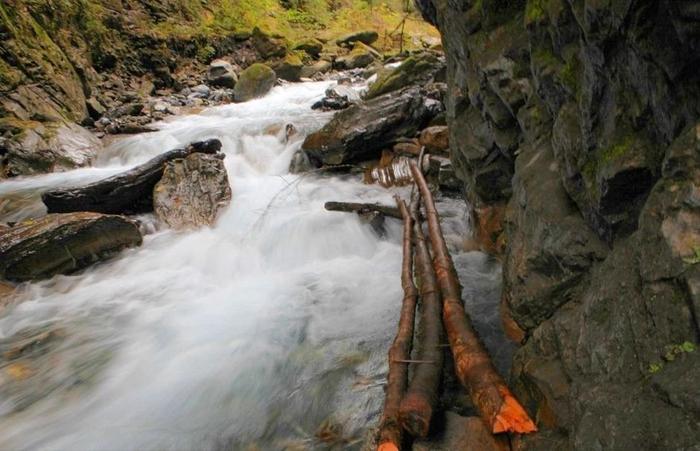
[0,81,511,450]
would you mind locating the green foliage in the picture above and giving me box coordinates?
[600,136,634,164]
[682,246,700,265]
[649,341,696,373]
[197,44,216,63]
[525,0,546,24]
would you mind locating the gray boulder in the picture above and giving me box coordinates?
[207,60,238,88]
[154,152,232,230]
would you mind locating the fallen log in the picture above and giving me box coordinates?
[377,198,418,451]
[42,140,222,215]
[409,160,537,435]
[324,201,401,219]
[398,189,444,438]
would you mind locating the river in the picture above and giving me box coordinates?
[0,80,510,450]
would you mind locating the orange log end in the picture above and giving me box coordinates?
[378,442,400,451]
[492,390,538,434]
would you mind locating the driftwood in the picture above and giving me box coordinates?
[377,198,417,451]
[398,189,444,438]
[324,201,401,219]
[42,140,222,215]
[409,160,537,435]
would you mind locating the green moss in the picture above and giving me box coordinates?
[560,55,579,93]
[525,0,547,25]
[196,44,216,63]
[600,135,634,164]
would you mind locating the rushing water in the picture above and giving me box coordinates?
[0,81,510,450]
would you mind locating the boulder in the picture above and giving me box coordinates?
[251,27,287,59]
[420,125,450,153]
[273,53,303,82]
[293,39,323,58]
[42,140,222,215]
[301,86,443,166]
[334,44,376,70]
[0,212,142,282]
[207,59,238,88]
[336,30,379,47]
[154,152,232,230]
[0,120,101,177]
[300,60,332,79]
[365,52,445,99]
[233,64,277,102]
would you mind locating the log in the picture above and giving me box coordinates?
[408,160,537,435]
[377,198,418,451]
[42,140,222,215]
[398,188,444,438]
[324,201,402,219]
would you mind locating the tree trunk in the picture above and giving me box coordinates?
[377,198,418,451]
[409,160,537,435]
[398,188,444,438]
[324,201,402,219]
[42,140,222,215]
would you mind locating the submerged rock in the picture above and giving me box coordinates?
[0,212,142,282]
[0,120,101,177]
[207,59,238,88]
[154,152,232,229]
[302,86,443,166]
[233,63,277,102]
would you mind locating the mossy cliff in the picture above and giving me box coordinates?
[416,0,700,449]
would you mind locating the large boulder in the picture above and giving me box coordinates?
[301,86,443,166]
[233,64,277,102]
[365,52,445,99]
[293,39,323,58]
[0,212,142,282]
[42,140,222,215]
[336,30,379,48]
[0,120,101,177]
[207,59,238,88]
[334,43,376,70]
[154,152,232,230]
[272,53,303,82]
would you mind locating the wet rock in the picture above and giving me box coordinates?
[300,60,332,79]
[273,53,304,82]
[293,39,323,58]
[366,52,445,99]
[311,84,360,111]
[0,120,101,177]
[334,44,376,70]
[420,125,449,154]
[154,152,232,229]
[233,63,277,102]
[288,148,314,174]
[413,413,508,451]
[106,102,145,119]
[336,30,378,48]
[207,59,238,88]
[0,212,142,282]
[86,97,106,120]
[302,86,443,166]
[42,140,222,215]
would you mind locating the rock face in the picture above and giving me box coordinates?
[42,140,222,215]
[233,63,277,102]
[0,121,101,177]
[207,59,238,88]
[417,0,700,448]
[154,152,232,229]
[365,52,445,99]
[301,86,443,166]
[0,213,142,282]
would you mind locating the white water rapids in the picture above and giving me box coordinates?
[0,81,510,450]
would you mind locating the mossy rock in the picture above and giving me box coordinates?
[335,43,376,70]
[252,27,287,59]
[336,30,379,48]
[366,52,443,99]
[273,52,304,82]
[233,63,277,102]
[293,39,323,58]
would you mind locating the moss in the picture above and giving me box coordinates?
[196,44,216,63]
[525,0,547,25]
[600,135,634,164]
[366,53,438,99]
